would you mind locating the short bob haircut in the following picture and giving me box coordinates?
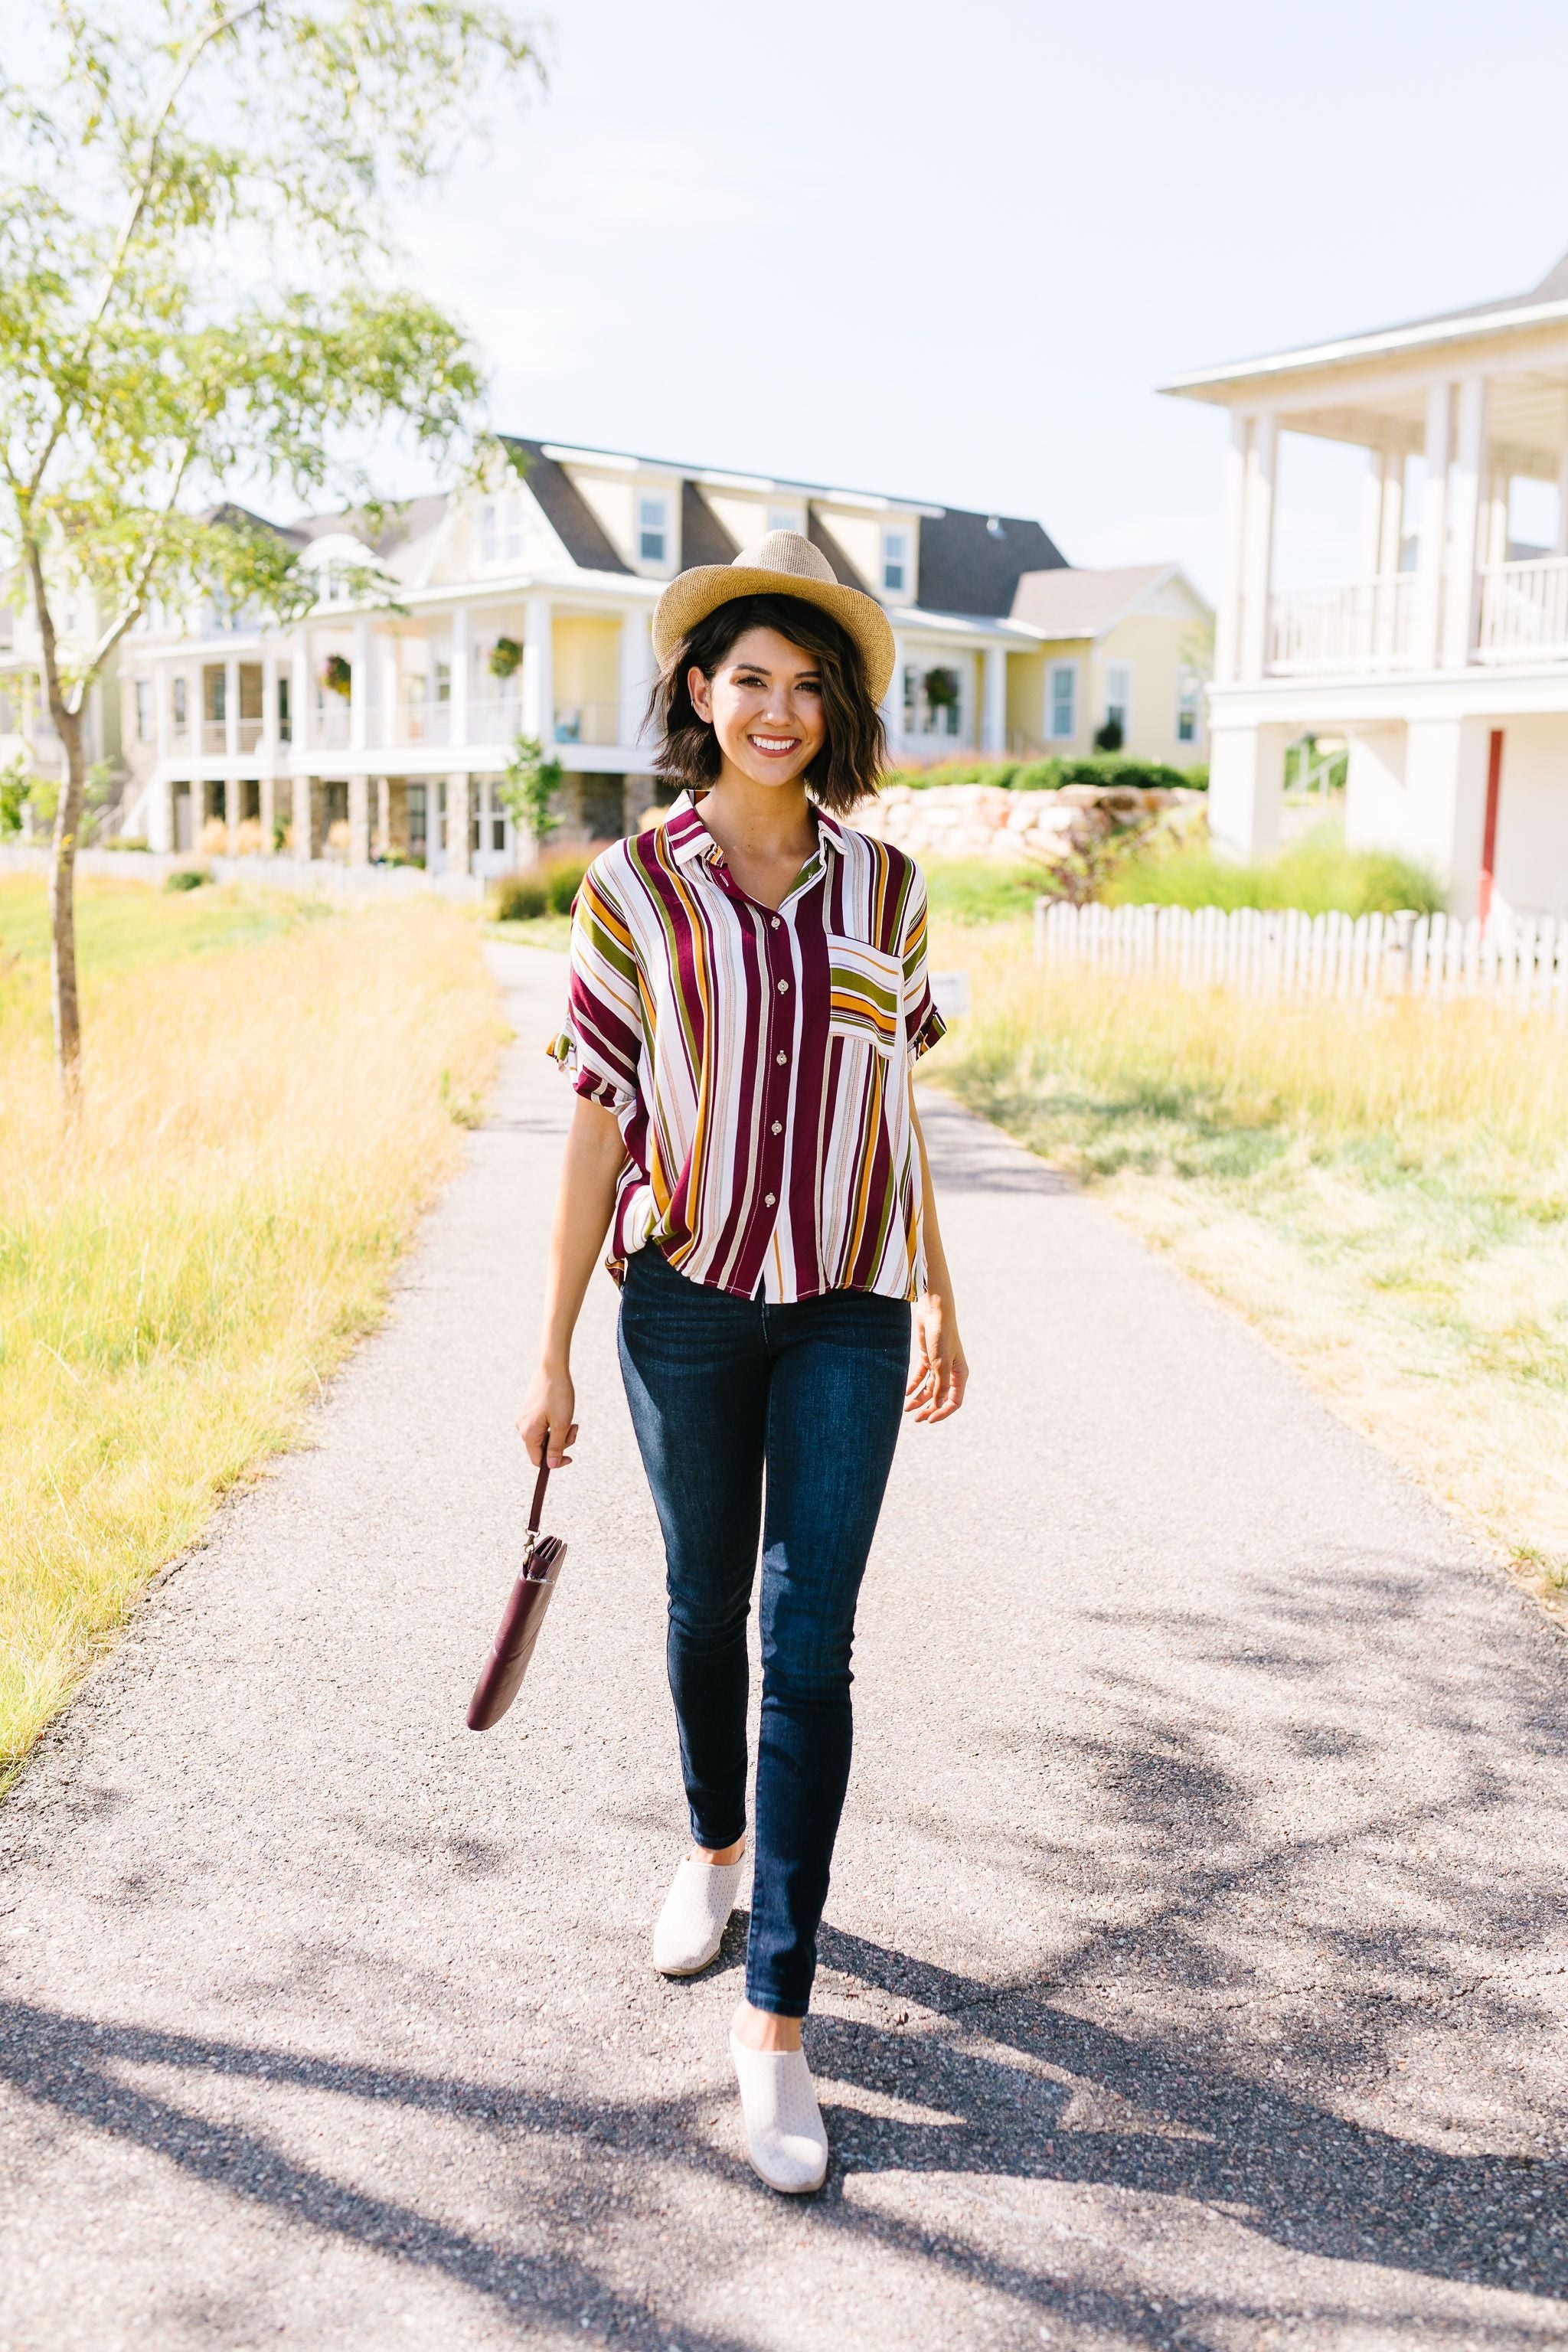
[645,592,886,814]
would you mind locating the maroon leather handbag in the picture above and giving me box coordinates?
[466,1456,567,1730]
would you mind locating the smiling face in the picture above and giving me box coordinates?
[688,627,828,792]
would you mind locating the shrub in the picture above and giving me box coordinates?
[543,851,592,913]
[492,873,547,921]
[1110,824,1445,917]
[102,835,149,853]
[164,867,210,892]
[885,755,1207,795]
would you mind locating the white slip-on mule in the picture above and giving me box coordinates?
[651,1855,745,1976]
[730,2032,829,2194]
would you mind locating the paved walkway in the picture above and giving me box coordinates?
[3,942,1568,2351]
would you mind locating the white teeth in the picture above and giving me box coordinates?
[752,736,795,751]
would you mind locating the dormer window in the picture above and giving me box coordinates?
[767,503,805,537]
[481,500,498,564]
[882,528,910,597]
[639,495,669,564]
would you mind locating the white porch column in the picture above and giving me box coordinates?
[446,770,471,877]
[1404,717,1491,917]
[449,604,470,750]
[1377,454,1405,576]
[149,659,173,851]
[224,773,242,855]
[258,771,276,858]
[291,636,310,758]
[618,606,653,747]
[1557,446,1568,557]
[521,595,553,743]
[224,654,239,763]
[1361,449,1389,575]
[1412,381,1452,668]
[979,644,1006,754]
[291,772,312,865]
[348,772,370,866]
[1442,374,1488,670]
[350,616,371,755]
[1214,411,1252,684]
[376,776,390,859]
[1237,413,1278,681]
[1207,723,1288,861]
[260,650,277,758]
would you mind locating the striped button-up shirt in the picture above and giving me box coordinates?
[550,795,946,1302]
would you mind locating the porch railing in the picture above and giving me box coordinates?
[1476,557,1568,662]
[1266,574,1418,675]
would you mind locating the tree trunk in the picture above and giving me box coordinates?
[50,706,88,1087]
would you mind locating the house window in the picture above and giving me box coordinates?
[1176,674,1200,745]
[435,661,451,704]
[205,668,226,723]
[638,495,668,564]
[172,676,188,733]
[134,678,152,741]
[407,783,427,854]
[766,503,804,536]
[277,675,292,745]
[504,492,522,561]
[1047,661,1077,742]
[903,665,919,730]
[1104,662,1132,737]
[883,529,910,597]
[481,501,498,564]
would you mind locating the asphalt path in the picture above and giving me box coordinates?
[3,940,1568,2351]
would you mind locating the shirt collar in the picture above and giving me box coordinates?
[664,790,844,870]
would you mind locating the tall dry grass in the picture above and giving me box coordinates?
[933,920,1568,1586]
[1,898,501,1784]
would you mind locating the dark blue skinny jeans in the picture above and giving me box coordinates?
[617,1245,910,2017]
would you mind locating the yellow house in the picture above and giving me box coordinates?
[1004,564,1213,766]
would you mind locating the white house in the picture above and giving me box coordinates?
[1165,247,1568,916]
[109,442,1080,874]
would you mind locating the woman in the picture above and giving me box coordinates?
[517,530,968,2194]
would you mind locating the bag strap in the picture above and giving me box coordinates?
[528,1452,551,1535]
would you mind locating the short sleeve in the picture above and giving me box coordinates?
[546,858,644,1112]
[900,864,946,1063]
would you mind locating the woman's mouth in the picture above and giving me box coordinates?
[749,733,799,759]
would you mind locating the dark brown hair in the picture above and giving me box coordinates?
[645,593,886,813]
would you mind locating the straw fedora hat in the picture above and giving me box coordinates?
[652,530,896,704]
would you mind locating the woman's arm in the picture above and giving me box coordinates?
[906,1097,969,1423]
[515,1096,627,1468]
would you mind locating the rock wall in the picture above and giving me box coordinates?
[854,782,1207,864]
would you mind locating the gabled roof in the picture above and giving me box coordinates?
[680,481,740,565]
[502,439,632,574]
[1164,246,1568,397]
[1009,562,1199,639]
[916,508,1067,619]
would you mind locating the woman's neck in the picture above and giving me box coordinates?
[696,768,817,865]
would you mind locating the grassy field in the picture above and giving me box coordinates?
[1,878,501,1787]
[929,913,1568,1613]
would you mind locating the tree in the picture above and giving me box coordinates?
[1,0,541,1084]
[498,731,563,858]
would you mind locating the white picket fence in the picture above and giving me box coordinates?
[1033,898,1568,1011]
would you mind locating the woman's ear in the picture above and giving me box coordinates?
[688,665,714,724]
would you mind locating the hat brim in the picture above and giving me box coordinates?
[652,566,897,705]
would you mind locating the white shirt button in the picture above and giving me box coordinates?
[771,1121,782,1134]
[777,978,789,993]
[776,1050,788,1065]
[771,916,781,929]
[765,1192,776,1207]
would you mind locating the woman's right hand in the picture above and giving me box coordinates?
[516,1365,579,1468]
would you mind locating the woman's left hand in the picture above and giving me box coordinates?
[906,1287,969,1423]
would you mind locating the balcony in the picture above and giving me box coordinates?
[387,701,451,749]
[1477,557,1568,664]
[1267,575,1418,676]
[201,719,227,754]
[312,702,351,748]
[467,692,522,743]
[553,698,620,746]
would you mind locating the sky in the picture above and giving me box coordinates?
[388,0,1568,601]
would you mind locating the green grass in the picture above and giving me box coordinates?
[1109,823,1444,917]
[0,875,317,996]
[923,858,1045,927]
[485,913,572,951]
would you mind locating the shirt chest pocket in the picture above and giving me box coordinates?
[826,936,903,1057]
